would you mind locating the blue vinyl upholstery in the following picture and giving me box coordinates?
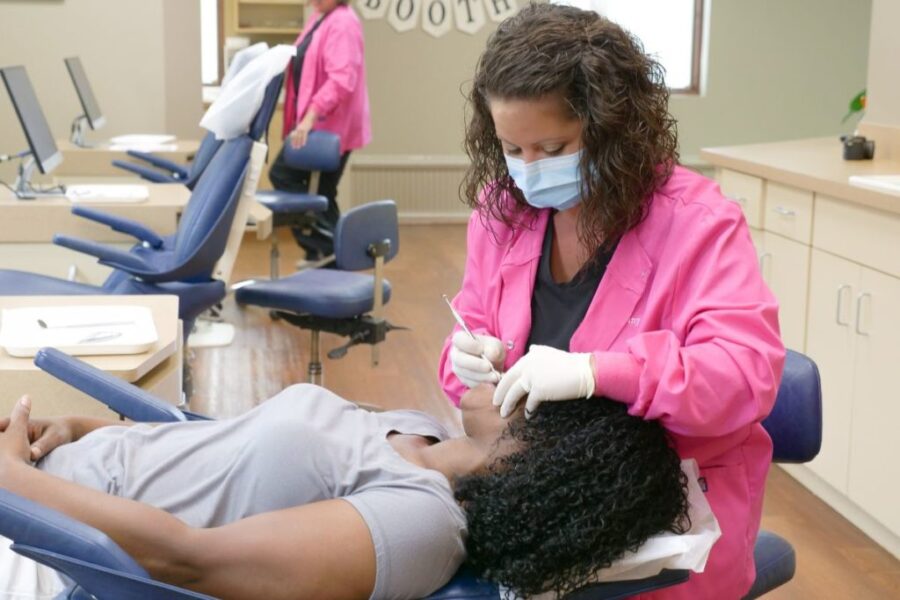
[254,130,340,227]
[743,349,822,599]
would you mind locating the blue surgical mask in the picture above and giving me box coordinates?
[504,150,584,211]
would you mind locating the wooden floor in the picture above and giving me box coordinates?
[191,225,900,599]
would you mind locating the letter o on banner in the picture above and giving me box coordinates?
[422,0,452,38]
[388,0,422,32]
[454,0,486,35]
[357,0,389,19]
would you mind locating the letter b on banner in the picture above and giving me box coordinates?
[423,0,452,37]
[358,0,389,19]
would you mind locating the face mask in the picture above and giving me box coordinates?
[504,150,584,211]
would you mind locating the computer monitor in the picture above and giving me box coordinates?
[0,66,62,198]
[64,57,105,147]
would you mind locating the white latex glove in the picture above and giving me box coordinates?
[493,345,595,418]
[450,331,506,388]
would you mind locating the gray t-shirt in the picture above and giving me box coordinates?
[39,384,467,599]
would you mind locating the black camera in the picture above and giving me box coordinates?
[841,135,875,160]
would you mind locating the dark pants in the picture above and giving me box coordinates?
[268,147,351,259]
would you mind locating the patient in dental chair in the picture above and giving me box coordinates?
[0,384,690,600]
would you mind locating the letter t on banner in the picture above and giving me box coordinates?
[484,0,516,22]
[358,0,389,19]
[454,0,486,34]
[423,0,453,37]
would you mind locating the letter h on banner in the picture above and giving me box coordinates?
[359,0,517,35]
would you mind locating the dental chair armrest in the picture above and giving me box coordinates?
[71,206,165,248]
[126,150,190,180]
[52,234,153,273]
[111,160,178,184]
[35,348,187,423]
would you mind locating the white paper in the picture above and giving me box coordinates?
[65,184,149,204]
[200,45,296,141]
[0,305,158,357]
[109,134,175,146]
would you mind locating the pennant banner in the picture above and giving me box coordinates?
[359,0,517,36]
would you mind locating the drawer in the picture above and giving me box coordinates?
[764,182,813,244]
[813,194,900,279]
[717,169,763,228]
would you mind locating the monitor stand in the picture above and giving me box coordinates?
[13,157,65,200]
[70,115,94,149]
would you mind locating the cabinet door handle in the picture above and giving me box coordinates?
[855,292,871,336]
[773,205,796,217]
[835,284,851,326]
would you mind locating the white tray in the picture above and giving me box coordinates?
[0,305,158,357]
[848,174,900,197]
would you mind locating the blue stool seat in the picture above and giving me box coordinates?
[742,530,795,599]
[236,269,391,319]
[256,190,328,215]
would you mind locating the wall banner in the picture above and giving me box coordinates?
[359,0,518,36]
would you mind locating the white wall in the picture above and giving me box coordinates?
[0,0,202,178]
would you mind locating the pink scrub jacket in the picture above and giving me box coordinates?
[283,5,372,154]
[439,166,786,598]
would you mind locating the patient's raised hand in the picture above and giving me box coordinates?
[0,401,76,462]
[0,396,36,466]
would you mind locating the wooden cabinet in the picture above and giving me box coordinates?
[713,162,900,556]
[848,265,900,535]
[758,231,810,353]
[223,0,305,42]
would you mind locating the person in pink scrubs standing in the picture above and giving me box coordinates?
[269,0,371,261]
[438,4,785,598]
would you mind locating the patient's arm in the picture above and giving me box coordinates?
[0,459,375,599]
[0,397,376,599]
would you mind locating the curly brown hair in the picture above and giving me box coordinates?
[463,2,679,251]
[454,397,691,597]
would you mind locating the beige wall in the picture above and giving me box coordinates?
[358,0,871,163]
[673,0,871,162]
[0,0,201,179]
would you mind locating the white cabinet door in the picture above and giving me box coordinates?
[759,231,810,353]
[848,266,900,536]
[804,249,859,493]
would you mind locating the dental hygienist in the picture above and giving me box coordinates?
[439,4,785,598]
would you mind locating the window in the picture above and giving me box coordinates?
[201,0,220,85]
[552,0,705,93]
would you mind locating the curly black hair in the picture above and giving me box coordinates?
[463,3,679,254]
[454,398,690,598]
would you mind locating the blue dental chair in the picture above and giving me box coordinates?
[253,130,339,278]
[236,199,404,384]
[0,75,285,339]
[0,349,821,599]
